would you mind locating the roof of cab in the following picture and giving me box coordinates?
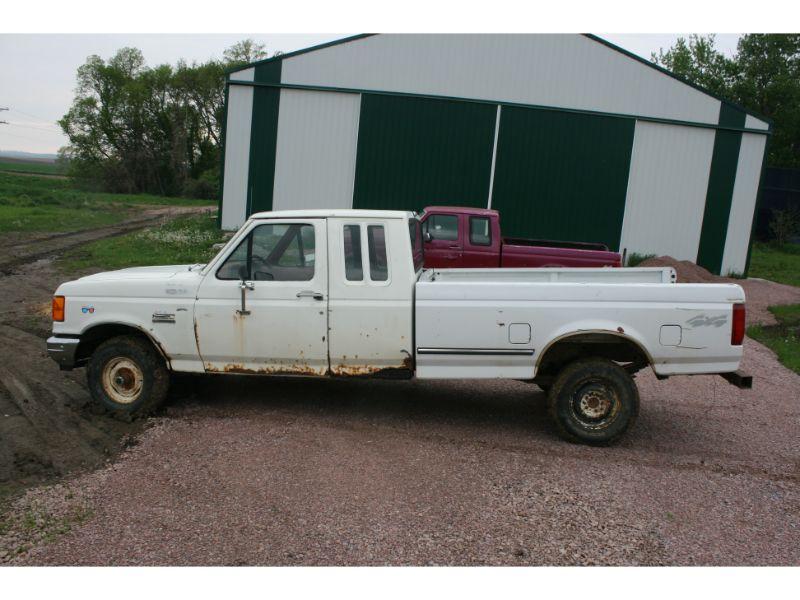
[249,209,415,220]
[423,206,499,216]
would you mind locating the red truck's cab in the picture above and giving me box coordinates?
[419,206,622,269]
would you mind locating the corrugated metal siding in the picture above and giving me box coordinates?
[352,94,496,211]
[697,105,745,274]
[220,82,254,230]
[280,34,722,125]
[619,122,715,261]
[744,114,770,131]
[721,133,767,275]
[272,90,361,211]
[490,106,635,251]
[246,62,282,215]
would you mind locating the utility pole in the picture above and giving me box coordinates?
[0,107,7,125]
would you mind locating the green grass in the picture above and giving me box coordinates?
[748,242,800,288]
[748,304,800,374]
[0,172,213,233]
[59,212,227,273]
[0,159,64,175]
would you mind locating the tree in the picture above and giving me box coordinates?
[223,39,270,67]
[653,34,800,168]
[59,39,278,198]
[652,34,735,97]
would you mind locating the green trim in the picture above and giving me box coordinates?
[245,61,282,217]
[216,80,229,228]
[697,105,745,275]
[227,79,771,136]
[582,34,773,128]
[744,135,771,276]
[225,34,375,75]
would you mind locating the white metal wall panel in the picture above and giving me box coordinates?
[229,66,254,80]
[720,133,767,275]
[745,114,770,131]
[619,121,716,261]
[271,90,360,211]
[220,72,254,230]
[280,34,721,125]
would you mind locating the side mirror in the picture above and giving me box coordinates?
[238,264,249,281]
[423,232,432,243]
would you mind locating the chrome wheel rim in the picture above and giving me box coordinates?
[102,357,144,405]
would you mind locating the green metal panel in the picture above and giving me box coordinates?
[490,106,635,251]
[246,61,282,215]
[352,94,497,211]
[696,104,745,274]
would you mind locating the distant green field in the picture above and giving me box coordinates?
[0,159,65,175]
[60,212,226,273]
[0,172,214,233]
[748,304,800,375]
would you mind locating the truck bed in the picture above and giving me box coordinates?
[414,266,744,380]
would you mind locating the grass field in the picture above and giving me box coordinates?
[748,304,800,375]
[748,242,800,288]
[60,212,227,273]
[0,159,65,176]
[0,172,214,233]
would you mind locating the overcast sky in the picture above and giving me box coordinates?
[0,33,742,155]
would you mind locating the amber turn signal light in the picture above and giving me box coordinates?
[52,296,65,322]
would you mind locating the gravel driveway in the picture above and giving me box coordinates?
[6,337,799,566]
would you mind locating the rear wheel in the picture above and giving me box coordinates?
[547,358,639,445]
[87,335,169,417]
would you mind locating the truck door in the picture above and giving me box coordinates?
[194,219,329,375]
[421,212,462,268]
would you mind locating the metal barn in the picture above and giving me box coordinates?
[219,34,771,275]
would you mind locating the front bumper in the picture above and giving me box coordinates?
[46,336,81,370]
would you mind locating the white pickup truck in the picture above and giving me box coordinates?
[47,209,751,444]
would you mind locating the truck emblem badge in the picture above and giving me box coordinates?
[81,306,95,314]
[686,314,727,328]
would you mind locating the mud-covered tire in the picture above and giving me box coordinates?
[547,358,639,445]
[87,335,169,418]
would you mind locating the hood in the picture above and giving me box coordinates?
[56,264,204,298]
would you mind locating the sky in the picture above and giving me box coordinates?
[0,33,742,155]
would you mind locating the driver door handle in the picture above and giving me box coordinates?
[296,291,324,300]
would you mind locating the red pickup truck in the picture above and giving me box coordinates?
[419,206,622,269]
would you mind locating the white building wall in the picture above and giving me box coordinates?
[280,34,722,126]
[720,133,768,275]
[220,67,255,230]
[619,121,716,261]
[271,90,361,211]
[744,114,770,131]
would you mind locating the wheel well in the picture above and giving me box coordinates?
[75,324,168,367]
[535,332,650,381]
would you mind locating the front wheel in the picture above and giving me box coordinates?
[547,358,639,445]
[87,335,170,417]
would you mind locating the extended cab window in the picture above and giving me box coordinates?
[424,214,458,241]
[367,225,388,281]
[217,223,315,281]
[469,216,492,246]
[343,224,363,281]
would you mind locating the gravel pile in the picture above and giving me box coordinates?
[6,338,799,566]
[640,256,800,326]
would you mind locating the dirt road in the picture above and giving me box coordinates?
[0,206,210,488]
[0,231,798,565]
